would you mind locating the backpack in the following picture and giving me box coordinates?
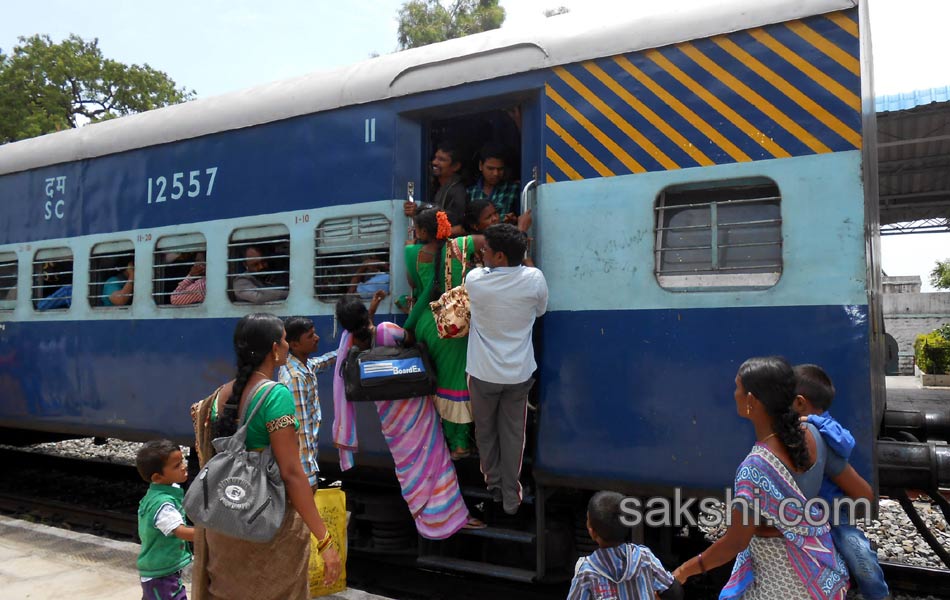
[183,381,286,542]
[342,342,437,402]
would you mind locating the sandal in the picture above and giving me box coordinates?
[450,448,471,461]
[463,517,487,530]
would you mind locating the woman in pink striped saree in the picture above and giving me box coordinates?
[332,293,483,539]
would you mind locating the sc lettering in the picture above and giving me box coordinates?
[44,199,65,220]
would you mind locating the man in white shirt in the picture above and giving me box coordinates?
[466,223,548,515]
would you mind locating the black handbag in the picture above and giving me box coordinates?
[342,341,437,402]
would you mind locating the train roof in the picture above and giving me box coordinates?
[0,0,856,176]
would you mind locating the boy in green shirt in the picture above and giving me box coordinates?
[136,440,194,600]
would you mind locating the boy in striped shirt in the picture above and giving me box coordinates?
[569,491,683,600]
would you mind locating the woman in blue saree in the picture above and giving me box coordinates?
[673,357,873,599]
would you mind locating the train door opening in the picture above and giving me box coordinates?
[417,98,538,221]
[412,97,544,477]
[426,106,523,210]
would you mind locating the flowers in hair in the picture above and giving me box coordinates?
[436,211,452,240]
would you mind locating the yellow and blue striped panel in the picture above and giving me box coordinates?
[544,9,861,182]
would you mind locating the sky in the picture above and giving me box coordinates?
[2,0,948,290]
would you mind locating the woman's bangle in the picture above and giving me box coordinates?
[317,530,333,553]
[697,552,706,574]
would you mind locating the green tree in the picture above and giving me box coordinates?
[931,258,950,290]
[397,0,505,50]
[0,34,194,144]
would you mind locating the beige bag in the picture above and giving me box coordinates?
[429,236,471,339]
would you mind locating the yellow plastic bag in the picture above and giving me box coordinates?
[308,488,348,597]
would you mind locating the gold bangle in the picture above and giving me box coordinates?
[317,532,333,553]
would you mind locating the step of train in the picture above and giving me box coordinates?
[416,555,536,583]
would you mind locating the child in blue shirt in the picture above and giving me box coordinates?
[136,440,194,600]
[793,364,890,600]
[568,491,683,600]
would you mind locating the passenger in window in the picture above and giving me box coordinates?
[37,285,72,310]
[171,252,207,306]
[403,141,467,230]
[102,258,134,307]
[37,261,73,310]
[347,254,390,300]
[467,143,520,224]
[233,246,288,304]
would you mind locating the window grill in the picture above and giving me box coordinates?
[655,178,782,290]
[0,252,17,311]
[32,247,74,311]
[314,214,391,303]
[153,233,207,307]
[89,240,135,308]
[228,225,290,305]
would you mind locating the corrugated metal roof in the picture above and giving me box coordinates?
[876,86,950,229]
[876,85,950,113]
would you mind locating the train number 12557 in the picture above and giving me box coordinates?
[147,167,218,204]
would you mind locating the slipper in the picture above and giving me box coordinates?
[463,517,487,530]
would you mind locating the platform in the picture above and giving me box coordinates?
[886,375,950,412]
[0,515,390,600]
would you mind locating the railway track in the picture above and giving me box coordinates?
[0,491,138,538]
[0,447,142,538]
[881,562,950,598]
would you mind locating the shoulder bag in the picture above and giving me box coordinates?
[429,236,471,339]
[184,380,286,542]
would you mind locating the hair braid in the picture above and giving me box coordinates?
[212,360,255,439]
[212,313,283,439]
[430,239,448,303]
[770,403,809,472]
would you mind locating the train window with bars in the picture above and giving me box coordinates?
[89,241,135,308]
[32,247,74,311]
[153,233,207,307]
[0,252,17,311]
[655,178,782,290]
[314,214,391,303]
[228,225,290,305]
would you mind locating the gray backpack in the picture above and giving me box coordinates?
[184,381,286,542]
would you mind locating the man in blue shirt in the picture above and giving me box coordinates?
[466,223,547,515]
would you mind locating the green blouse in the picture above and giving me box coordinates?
[211,382,299,449]
[404,235,477,331]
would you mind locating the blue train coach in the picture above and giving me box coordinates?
[0,0,882,580]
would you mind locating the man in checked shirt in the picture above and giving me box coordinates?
[279,316,337,491]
